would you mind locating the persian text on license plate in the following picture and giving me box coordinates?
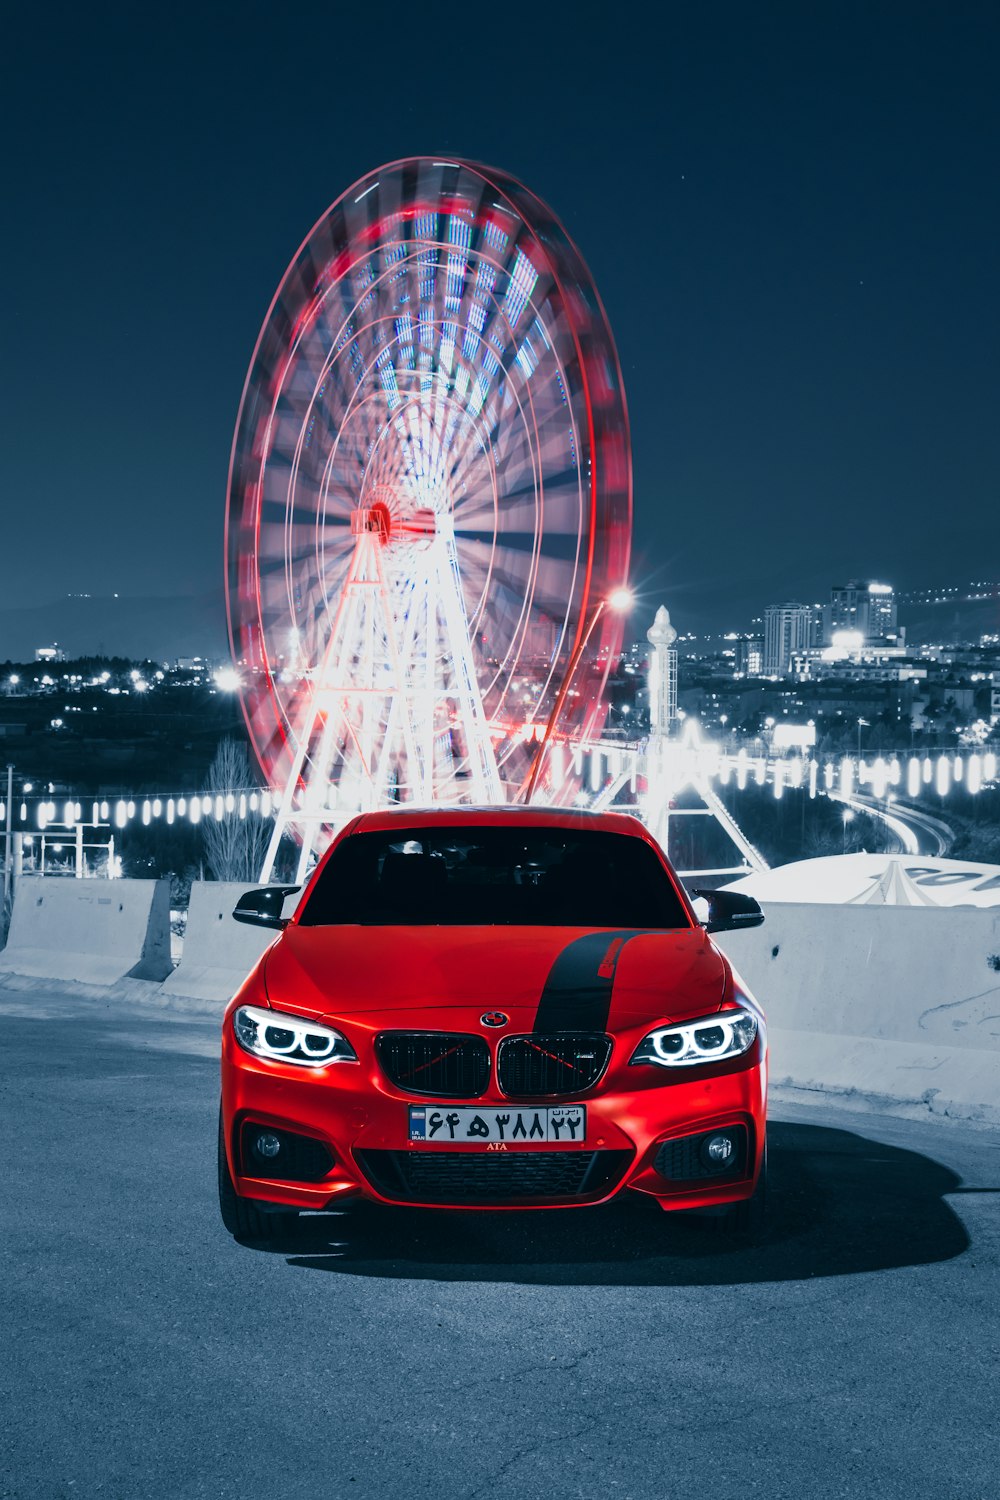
[408,1105,586,1145]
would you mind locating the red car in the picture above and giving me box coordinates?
[218,807,767,1241]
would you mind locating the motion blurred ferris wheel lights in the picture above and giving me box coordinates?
[224,158,632,879]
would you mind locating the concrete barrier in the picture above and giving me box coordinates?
[716,901,1000,1123]
[7,876,995,1122]
[0,876,172,987]
[159,882,298,1006]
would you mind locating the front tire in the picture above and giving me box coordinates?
[720,1134,767,1239]
[218,1108,299,1243]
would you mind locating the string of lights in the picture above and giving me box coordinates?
[2,746,994,838]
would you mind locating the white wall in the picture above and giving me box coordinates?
[716,902,1000,1122]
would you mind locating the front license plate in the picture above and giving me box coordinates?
[408,1104,586,1145]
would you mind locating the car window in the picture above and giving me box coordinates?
[298,826,690,928]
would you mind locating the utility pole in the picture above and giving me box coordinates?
[3,764,13,915]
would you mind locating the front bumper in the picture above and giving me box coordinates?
[221,1011,767,1213]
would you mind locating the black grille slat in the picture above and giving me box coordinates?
[497,1034,612,1097]
[376,1032,490,1098]
[356,1148,633,1204]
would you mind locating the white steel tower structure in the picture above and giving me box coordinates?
[259,502,503,883]
[640,605,765,874]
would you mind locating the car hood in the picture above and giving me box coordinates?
[262,923,728,1028]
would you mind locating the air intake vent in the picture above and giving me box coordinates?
[355,1148,632,1204]
[654,1126,748,1182]
[239,1123,334,1183]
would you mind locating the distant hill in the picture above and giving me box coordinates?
[900,597,1000,646]
[2,586,995,667]
[0,591,230,664]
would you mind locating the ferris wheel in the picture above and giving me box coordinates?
[225,157,632,880]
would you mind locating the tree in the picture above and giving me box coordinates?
[201,738,272,883]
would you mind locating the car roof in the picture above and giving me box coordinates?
[345,805,652,837]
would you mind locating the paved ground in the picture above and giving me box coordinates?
[1,986,998,1500]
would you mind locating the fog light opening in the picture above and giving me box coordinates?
[254,1131,282,1161]
[701,1132,736,1171]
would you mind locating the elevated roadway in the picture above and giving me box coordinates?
[833,791,955,857]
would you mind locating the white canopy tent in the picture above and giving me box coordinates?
[726,852,1000,909]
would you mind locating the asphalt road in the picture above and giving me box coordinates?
[2,987,998,1500]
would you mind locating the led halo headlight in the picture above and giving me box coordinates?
[233,1005,357,1067]
[631,1008,759,1069]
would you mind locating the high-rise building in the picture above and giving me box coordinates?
[763,604,812,676]
[826,580,897,644]
[865,582,897,641]
[808,602,825,647]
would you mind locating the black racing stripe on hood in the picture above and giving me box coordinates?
[533,931,650,1033]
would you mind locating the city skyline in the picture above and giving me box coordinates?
[2,568,998,665]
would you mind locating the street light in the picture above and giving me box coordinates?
[842,806,854,854]
[3,764,12,913]
[521,587,634,802]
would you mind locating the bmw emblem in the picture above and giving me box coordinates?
[481,1011,509,1028]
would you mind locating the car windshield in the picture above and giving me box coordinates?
[298,825,690,928]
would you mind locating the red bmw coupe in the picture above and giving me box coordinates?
[219,807,767,1240]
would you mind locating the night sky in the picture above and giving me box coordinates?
[4,2,999,651]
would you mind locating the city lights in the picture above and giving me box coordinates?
[0,576,997,881]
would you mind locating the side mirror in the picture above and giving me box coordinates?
[690,887,764,935]
[232,885,300,930]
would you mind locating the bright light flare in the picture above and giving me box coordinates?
[214,667,243,692]
[606,587,635,613]
[907,757,921,798]
[936,755,950,797]
[872,757,888,799]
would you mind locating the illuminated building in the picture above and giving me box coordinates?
[763,604,812,675]
[826,580,899,646]
[736,636,764,676]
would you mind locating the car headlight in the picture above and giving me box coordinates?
[233,1005,357,1067]
[630,1008,758,1068]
